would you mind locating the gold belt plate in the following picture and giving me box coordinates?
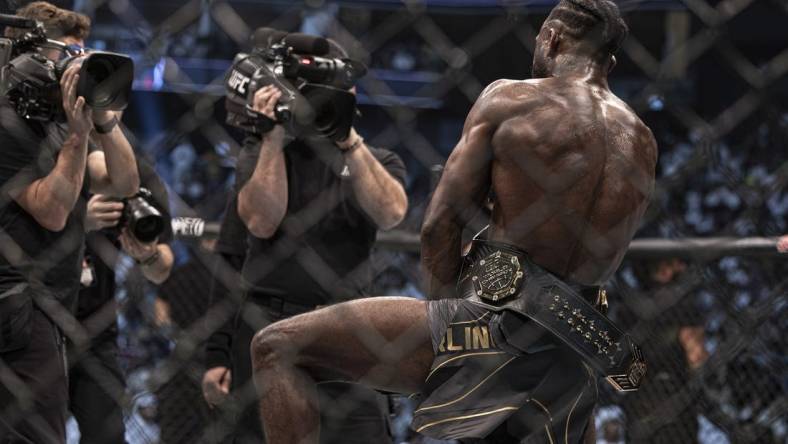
[470,250,525,303]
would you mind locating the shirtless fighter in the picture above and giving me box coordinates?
[250,0,657,442]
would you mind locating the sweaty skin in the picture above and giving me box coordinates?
[251,20,657,444]
[421,76,658,299]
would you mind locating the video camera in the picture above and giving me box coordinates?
[224,28,367,142]
[0,13,133,121]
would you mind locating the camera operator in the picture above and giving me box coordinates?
[202,38,408,443]
[70,158,173,444]
[0,3,139,443]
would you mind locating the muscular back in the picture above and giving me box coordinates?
[488,78,657,285]
[421,77,657,297]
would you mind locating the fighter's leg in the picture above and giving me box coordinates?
[250,296,433,444]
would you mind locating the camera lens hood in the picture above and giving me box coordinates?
[59,51,134,110]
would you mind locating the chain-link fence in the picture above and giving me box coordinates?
[0,0,786,443]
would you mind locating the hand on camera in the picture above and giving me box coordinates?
[202,366,231,407]
[252,85,285,144]
[60,63,92,138]
[119,227,158,263]
[85,194,123,232]
[93,109,117,127]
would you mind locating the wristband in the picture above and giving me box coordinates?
[94,115,119,134]
[340,135,364,154]
[136,250,160,267]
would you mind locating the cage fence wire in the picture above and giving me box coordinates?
[0,0,786,443]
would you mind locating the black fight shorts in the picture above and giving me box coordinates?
[411,298,597,443]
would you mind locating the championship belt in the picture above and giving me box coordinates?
[464,249,526,302]
[458,242,646,392]
[523,279,646,391]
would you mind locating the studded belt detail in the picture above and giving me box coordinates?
[457,240,646,392]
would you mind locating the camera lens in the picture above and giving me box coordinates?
[297,84,356,141]
[66,52,134,110]
[132,215,164,243]
[314,102,336,133]
[84,58,115,105]
[124,193,164,243]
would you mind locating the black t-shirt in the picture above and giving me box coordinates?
[233,136,407,306]
[76,160,173,321]
[0,98,90,304]
[215,193,247,257]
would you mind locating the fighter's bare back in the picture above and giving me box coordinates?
[488,76,657,284]
[422,75,657,295]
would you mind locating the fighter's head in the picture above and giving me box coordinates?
[4,1,91,59]
[532,0,628,78]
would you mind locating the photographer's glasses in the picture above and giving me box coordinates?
[63,44,86,57]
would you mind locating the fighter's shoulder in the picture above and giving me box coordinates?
[605,93,658,164]
[636,118,658,166]
[474,79,542,120]
[611,94,654,136]
[479,78,542,100]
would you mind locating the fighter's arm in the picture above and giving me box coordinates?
[337,129,408,230]
[421,83,506,300]
[237,86,289,239]
[87,112,140,197]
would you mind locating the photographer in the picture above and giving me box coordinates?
[70,158,173,444]
[0,3,138,443]
[203,38,407,443]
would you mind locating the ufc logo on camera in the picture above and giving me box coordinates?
[227,69,251,95]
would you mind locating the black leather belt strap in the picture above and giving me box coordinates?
[457,240,646,392]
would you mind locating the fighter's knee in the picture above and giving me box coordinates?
[250,322,293,371]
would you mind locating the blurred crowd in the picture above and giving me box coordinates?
[17,1,778,443]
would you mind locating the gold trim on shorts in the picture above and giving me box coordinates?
[448,311,490,326]
[414,406,520,433]
[424,351,507,382]
[416,356,516,412]
[564,387,586,444]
